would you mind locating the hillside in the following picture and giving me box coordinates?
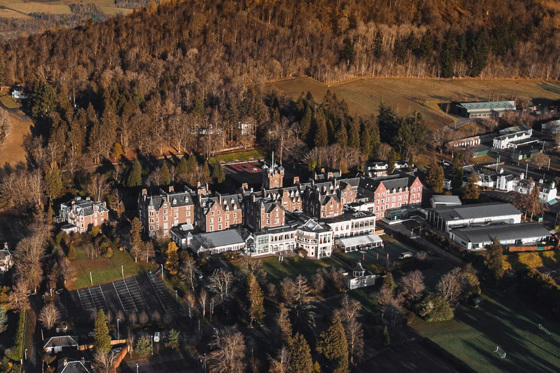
[270,78,560,130]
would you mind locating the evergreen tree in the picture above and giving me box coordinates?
[317,314,349,373]
[47,204,54,226]
[374,30,383,58]
[247,274,265,326]
[277,303,293,345]
[452,154,464,193]
[360,128,372,160]
[135,336,152,357]
[159,162,171,185]
[383,272,396,291]
[348,120,360,149]
[0,306,7,333]
[94,309,111,354]
[420,30,434,61]
[340,38,355,66]
[290,333,313,373]
[127,159,142,187]
[314,117,329,148]
[485,237,504,281]
[212,162,226,184]
[130,218,143,262]
[426,159,444,194]
[408,154,414,172]
[165,241,179,275]
[168,329,180,350]
[46,165,64,200]
[31,79,57,118]
[463,174,480,200]
[387,150,397,174]
[111,143,123,160]
[186,155,197,174]
[335,122,348,146]
[201,161,211,183]
[300,106,313,143]
[440,31,455,78]
[175,157,189,183]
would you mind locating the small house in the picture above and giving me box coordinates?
[44,336,79,354]
[342,262,377,290]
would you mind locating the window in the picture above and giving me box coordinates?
[218,217,222,222]
[210,218,214,224]
[218,224,222,230]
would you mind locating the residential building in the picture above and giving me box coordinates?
[43,336,79,354]
[449,223,551,250]
[0,243,13,272]
[430,195,462,208]
[358,174,423,219]
[243,193,285,231]
[453,101,516,119]
[295,218,333,259]
[263,161,284,189]
[342,262,378,290]
[515,179,557,203]
[365,160,411,176]
[195,193,242,232]
[426,202,522,233]
[138,187,194,237]
[57,358,92,373]
[302,179,357,219]
[324,211,376,239]
[190,229,246,255]
[60,197,109,234]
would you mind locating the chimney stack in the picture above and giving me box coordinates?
[293,176,300,184]
[169,185,174,193]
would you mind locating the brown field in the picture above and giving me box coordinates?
[0,112,31,166]
[0,0,132,17]
[269,77,560,130]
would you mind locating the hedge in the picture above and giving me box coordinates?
[6,311,26,362]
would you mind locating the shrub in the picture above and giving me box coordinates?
[67,245,77,260]
[103,247,113,259]
[416,294,454,322]
[135,336,151,357]
[6,312,26,362]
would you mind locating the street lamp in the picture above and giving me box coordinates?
[24,349,27,360]
[136,363,139,373]
[151,335,154,355]
[116,319,120,340]
[121,265,124,279]
[175,290,178,301]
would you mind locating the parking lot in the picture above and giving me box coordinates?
[68,273,179,317]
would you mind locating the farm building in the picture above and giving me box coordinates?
[452,101,516,118]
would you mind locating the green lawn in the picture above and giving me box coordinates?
[258,255,347,284]
[412,289,560,373]
[69,245,156,289]
[210,149,266,164]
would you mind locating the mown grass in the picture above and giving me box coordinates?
[0,95,20,109]
[412,288,560,373]
[209,149,266,164]
[68,244,156,289]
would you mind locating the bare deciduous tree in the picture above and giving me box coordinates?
[436,268,464,306]
[39,302,60,329]
[208,326,246,373]
[6,280,30,313]
[86,173,110,202]
[199,288,208,317]
[399,270,426,305]
[208,269,234,302]
[93,350,116,373]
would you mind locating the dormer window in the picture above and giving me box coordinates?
[173,198,177,204]
[184,197,189,202]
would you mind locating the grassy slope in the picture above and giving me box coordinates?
[0,0,132,17]
[412,288,560,373]
[269,78,560,130]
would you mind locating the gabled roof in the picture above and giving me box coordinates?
[192,229,245,250]
[44,335,78,349]
[432,202,521,221]
[57,359,92,373]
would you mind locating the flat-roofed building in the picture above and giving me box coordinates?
[427,202,522,233]
[324,211,376,239]
[450,223,551,250]
[430,195,462,208]
[453,101,516,118]
[190,229,246,255]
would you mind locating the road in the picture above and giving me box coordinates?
[378,220,464,267]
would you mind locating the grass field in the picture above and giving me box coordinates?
[412,288,560,373]
[68,244,156,289]
[0,111,31,166]
[258,255,347,284]
[269,78,560,130]
[0,95,20,109]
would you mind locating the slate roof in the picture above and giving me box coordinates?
[200,194,241,215]
[191,229,245,250]
[459,101,515,112]
[61,197,108,217]
[44,336,79,349]
[452,223,550,244]
[323,211,375,224]
[57,359,92,373]
[432,202,521,221]
[359,174,417,192]
[431,195,462,205]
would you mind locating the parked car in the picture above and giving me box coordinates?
[398,252,414,260]
[154,332,160,343]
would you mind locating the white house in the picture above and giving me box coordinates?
[43,336,79,354]
[492,125,533,150]
[324,211,376,239]
[342,262,378,290]
[296,219,333,259]
[248,225,297,257]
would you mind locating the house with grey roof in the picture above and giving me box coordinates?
[426,202,522,233]
[57,358,92,373]
[60,197,109,234]
[342,262,378,290]
[450,223,551,250]
[430,195,462,208]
